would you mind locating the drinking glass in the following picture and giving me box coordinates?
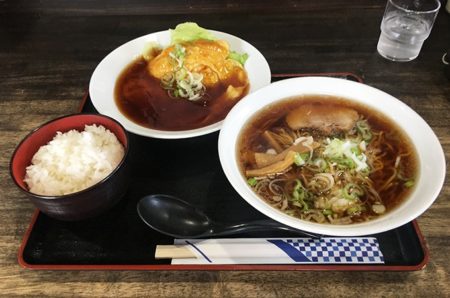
[377,0,441,62]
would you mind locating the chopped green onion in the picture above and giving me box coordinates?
[161,45,206,101]
[342,183,364,200]
[292,201,303,208]
[292,180,304,200]
[356,120,372,141]
[404,180,415,188]
[302,202,310,211]
[322,209,333,216]
[291,180,309,211]
[294,152,306,166]
[350,146,361,155]
[247,177,257,186]
[332,157,355,169]
[313,158,328,171]
[173,44,186,59]
[347,205,361,215]
[323,138,368,172]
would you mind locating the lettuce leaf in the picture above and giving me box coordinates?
[170,22,249,66]
[170,22,217,44]
[228,51,249,66]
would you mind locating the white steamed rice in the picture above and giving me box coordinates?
[24,124,125,196]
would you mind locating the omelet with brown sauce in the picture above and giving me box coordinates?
[147,39,249,101]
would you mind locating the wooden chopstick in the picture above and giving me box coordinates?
[155,245,197,259]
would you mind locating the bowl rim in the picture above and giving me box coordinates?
[10,113,130,200]
[88,29,272,139]
[218,76,446,236]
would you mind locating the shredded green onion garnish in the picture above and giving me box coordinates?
[294,152,308,166]
[323,138,368,172]
[404,180,415,188]
[293,180,305,200]
[291,180,310,211]
[346,205,361,215]
[161,44,206,101]
[342,183,364,200]
[313,158,328,171]
[247,177,258,186]
[322,209,333,215]
[356,120,372,141]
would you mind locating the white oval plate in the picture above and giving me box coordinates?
[218,77,446,236]
[89,30,271,139]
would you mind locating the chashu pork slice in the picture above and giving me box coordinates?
[285,104,359,133]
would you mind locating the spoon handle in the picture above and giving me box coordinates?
[212,220,321,239]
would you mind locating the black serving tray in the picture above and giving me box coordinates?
[18,73,429,271]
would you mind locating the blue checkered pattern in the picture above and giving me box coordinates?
[283,238,384,263]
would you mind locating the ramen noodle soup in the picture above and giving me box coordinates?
[238,95,418,225]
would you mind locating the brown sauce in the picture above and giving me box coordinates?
[114,57,249,131]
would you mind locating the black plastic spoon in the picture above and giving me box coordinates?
[137,194,320,238]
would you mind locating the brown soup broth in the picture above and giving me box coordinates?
[238,95,419,219]
[114,57,249,131]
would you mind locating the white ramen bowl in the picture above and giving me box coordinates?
[89,29,271,139]
[218,77,445,236]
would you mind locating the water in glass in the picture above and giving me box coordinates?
[377,13,430,61]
